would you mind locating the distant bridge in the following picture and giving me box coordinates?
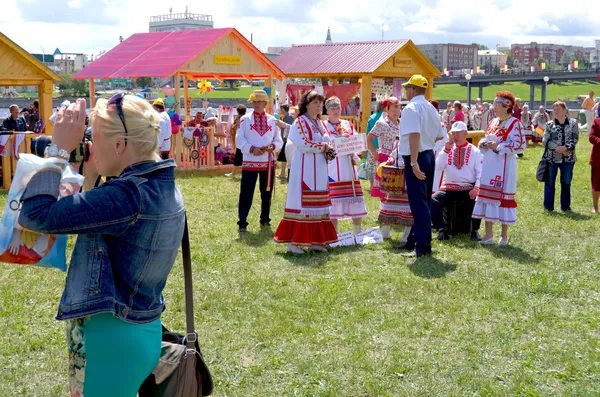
[435,68,600,105]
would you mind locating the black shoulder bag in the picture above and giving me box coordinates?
[536,130,550,183]
[139,213,214,397]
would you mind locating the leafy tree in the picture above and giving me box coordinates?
[57,74,89,97]
[536,57,546,65]
[135,77,152,88]
[561,54,574,67]
[472,43,489,50]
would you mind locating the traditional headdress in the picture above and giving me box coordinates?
[325,96,341,109]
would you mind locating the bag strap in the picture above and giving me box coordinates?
[181,212,197,349]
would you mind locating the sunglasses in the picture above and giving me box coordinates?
[108,92,128,145]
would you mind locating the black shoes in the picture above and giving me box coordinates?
[393,242,415,251]
[470,231,482,241]
[437,230,450,241]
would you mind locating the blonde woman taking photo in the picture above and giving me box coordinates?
[18,95,185,396]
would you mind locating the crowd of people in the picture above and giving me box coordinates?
[230,76,600,257]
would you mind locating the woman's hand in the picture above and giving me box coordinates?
[52,98,87,153]
[555,145,568,155]
[487,141,498,151]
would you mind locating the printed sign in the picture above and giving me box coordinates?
[333,134,367,156]
[329,231,356,248]
[214,55,242,65]
[355,227,384,245]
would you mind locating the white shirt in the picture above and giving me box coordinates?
[435,142,482,190]
[157,111,172,152]
[236,112,283,166]
[399,95,445,156]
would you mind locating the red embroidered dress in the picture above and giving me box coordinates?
[274,116,338,246]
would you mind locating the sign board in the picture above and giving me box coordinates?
[214,55,242,65]
[355,227,384,245]
[333,134,367,156]
[329,231,356,248]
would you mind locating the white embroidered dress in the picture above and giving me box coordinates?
[274,115,338,246]
[326,120,368,220]
[472,117,526,225]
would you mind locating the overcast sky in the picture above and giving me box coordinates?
[1,0,598,57]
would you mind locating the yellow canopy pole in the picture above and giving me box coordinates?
[183,73,190,125]
[89,78,96,108]
[359,74,372,133]
[39,80,54,135]
[174,72,182,167]
[426,77,433,100]
[266,73,273,115]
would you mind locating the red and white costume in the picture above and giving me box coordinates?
[473,106,493,131]
[274,115,338,246]
[521,108,533,142]
[531,110,549,144]
[472,117,526,225]
[236,111,283,171]
[435,142,482,191]
[326,120,368,220]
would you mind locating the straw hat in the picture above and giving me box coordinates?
[248,90,269,103]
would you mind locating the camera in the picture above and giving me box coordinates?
[31,128,92,163]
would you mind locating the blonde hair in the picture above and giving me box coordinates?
[91,95,161,156]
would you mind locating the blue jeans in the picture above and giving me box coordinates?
[544,162,574,211]
[403,150,435,255]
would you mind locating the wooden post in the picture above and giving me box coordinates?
[2,138,12,189]
[359,74,372,133]
[426,77,433,100]
[89,78,96,108]
[39,79,54,135]
[183,73,190,125]
[266,73,273,115]
[174,72,182,166]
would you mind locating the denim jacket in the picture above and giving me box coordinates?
[19,160,185,324]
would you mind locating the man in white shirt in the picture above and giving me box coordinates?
[431,122,483,241]
[236,90,283,232]
[153,98,172,160]
[398,75,446,257]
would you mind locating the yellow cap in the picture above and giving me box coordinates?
[402,75,429,89]
[153,98,165,106]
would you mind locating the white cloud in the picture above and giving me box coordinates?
[1,0,598,61]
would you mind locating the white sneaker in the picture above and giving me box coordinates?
[309,245,328,252]
[480,236,496,245]
[498,238,509,246]
[287,244,305,254]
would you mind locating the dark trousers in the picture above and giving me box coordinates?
[544,162,574,212]
[403,150,435,255]
[431,190,481,233]
[238,169,274,228]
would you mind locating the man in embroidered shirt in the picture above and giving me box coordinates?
[236,90,283,232]
[431,122,483,241]
[398,75,446,257]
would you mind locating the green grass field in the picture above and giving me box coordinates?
[433,81,600,103]
[1,143,600,396]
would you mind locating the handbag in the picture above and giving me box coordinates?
[139,214,214,397]
[536,139,550,183]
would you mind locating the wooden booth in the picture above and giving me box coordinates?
[0,32,62,189]
[274,40,441,133]
[73,28,286,170]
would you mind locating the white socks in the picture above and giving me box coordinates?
[382,225,391,239]
[353,224,362,235]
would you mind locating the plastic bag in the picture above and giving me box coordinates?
[0,154,84,271]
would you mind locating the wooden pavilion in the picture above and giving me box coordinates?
[0,32,62,188]
[73,28,286,168]
[274,40,441,132]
